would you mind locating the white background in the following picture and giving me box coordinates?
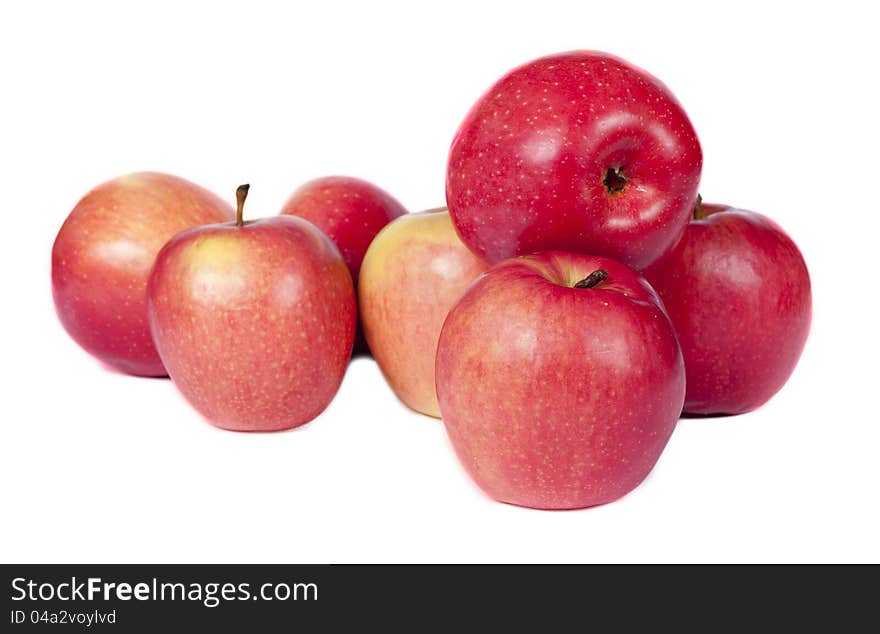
[1,0,878,563]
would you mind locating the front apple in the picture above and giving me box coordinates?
[644,201,811,415]
[446,51,702,270]
[359,208,488,417]
[148,186,355,431]
[436,252,685,509]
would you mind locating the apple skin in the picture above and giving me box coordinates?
[51,172,234,376]
[280,176,407,284]
[435,252,685,510]
[644,204,811,415]
[147,213,355,432]
[358,208,489,417]
[446,50,702,270]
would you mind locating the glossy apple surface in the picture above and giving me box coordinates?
[148,187,355,431]
[436,252,685,509]
[280,176,407,283]
[446,50,702,269]
[644,203,811,415]
[52,172,233,376]
[359,208,488,417]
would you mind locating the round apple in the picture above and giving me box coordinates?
[148,186,356,431]
[644,200,811,415]
[446,50,702,270]
[280,175,407,283]
[359,208,488,417]
[52,172,234,376]
[436,252,685,510]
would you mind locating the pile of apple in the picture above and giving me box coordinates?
[52,51,811,510]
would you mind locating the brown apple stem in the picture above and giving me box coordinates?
[235,184,250,227]
[603,166,627,194]
[692,194,706,220]
[573,269,608,289]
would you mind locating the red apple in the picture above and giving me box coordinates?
[446,51,702,270]
[358,208,489,417]
[147,185,355,431]
[435,252,685,509]
[52,172,234,376]
[644,200,811,415]
[280,176,407,283]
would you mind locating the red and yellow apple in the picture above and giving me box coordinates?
[436,252,685,509]
[147,186,355,431]
[52,172,233,376]
[359,208,488,416]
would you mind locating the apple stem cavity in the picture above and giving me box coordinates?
[692,194,706,220]
[573,269,609,289]
[603,166,627,195]
[235,184,250,227]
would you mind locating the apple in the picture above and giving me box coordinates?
[358,208,489,417]
[280,176,407,283]
[435,252,685,509]
[147,185,355,431]
[446,50,702,270]
[52,172,234,376]
[644,200,811,415]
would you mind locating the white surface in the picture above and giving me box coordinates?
[1,0,878,563]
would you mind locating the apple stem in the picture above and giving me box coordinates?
[235,184,250,227]
[573,269,608,289]
[692,194,706,220]
[603,166,627,195]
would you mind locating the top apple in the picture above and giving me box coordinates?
[446,51,702,269]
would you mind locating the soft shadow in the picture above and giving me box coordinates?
[679,411,738,420]
[98,359,169,380]
[350,329,373,359]
[350,345,373,360]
